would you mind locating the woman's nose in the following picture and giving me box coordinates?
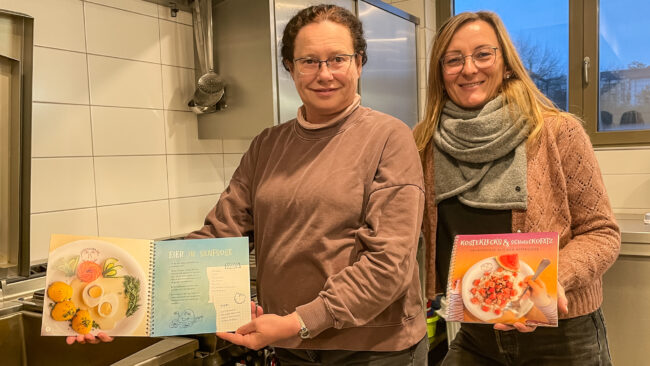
[316,62,334,80]
[461,57,479,75]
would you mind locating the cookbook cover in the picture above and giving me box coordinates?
[446,232,559,327]
[41,234,251,337]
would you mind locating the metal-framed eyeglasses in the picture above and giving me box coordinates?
[293,54,357,75]
[441,47,499,75]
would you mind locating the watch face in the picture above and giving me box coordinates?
[299,327,310,339]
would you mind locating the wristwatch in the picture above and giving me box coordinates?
[296,314,311,339]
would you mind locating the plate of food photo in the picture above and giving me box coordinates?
[461,253,534,322]
[43,239,147,336]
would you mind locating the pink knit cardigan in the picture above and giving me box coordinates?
[422,115,621,319]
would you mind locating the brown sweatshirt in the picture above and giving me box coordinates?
[422,114,621,319]
[188,101,426,351]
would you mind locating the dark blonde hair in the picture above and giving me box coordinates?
[280,4,367,72]
[413,11,571,152]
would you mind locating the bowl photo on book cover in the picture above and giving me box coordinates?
[43,239,147,336]
[461,254,534,322]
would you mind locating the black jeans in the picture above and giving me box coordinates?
[443,308,612,366]
[274,335,429,366]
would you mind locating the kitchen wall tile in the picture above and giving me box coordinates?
[86,0,158,17]
[602,174,650,210]
[0,0,86,52]
[159,19,194,68]
[88,55,163,109]
[97,200,170,239]
[165,110,221,154]
[32,103,93,157]
[33,47,89,104]
[175,10,193,26]
[31,157,96,213]
[161,65,195,111]
[169,194,219,236]
[156,6,192,26]
[167,154,224,198]
[223,154,243,186]
[595,148,650,175]
[223,139,252,154]
[30,208,99,262]
[91,106,166,156]
[94,155,168,205]
[85,2,161,63]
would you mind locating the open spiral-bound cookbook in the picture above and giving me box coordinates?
[41,234,251,337]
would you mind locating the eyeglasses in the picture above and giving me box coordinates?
[293,54,356,75]
[441,47,499,75]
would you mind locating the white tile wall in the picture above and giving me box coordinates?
[159,19,194,68]
[1,0,228,263]
[32,104,93,157]
[167,154,224,198]
[91,106,166,156]
[97,200,170,239]
[169,194,220,236]
[33,47,89,104]
[595,148,650,214]
[88,55,164,108]
[94,155,168,205]
[31,157,96,213]
[84,2,161,63]
[30,208,99,261]
[0,0,87,52]
[161,64,195,111]
[164,110,222,154]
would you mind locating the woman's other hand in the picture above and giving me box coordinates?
[217,311,301,350]
[493,322,537,333]
[66,332,113,345]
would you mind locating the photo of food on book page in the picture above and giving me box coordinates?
[446,232,559,327]
[41,235,151,337]
[42,234,251,337]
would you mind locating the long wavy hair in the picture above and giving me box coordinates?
[413,11,573,153]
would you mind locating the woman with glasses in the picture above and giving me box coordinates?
[189,4,427,365]
[413,11,620,365]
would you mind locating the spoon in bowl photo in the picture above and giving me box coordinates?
[504,258,551,316]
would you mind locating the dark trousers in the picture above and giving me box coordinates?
[443,308,612,366]
[274,335,429,366]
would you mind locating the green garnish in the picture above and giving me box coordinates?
[123,275,141,317]
[54,255,80,277]
[102,257,123,278]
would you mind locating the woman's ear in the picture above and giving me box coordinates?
[283,59,294,73]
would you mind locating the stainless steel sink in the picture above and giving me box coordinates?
[0,310,199,366]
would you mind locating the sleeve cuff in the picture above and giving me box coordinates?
[295,296,335,338]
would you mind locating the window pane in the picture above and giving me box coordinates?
[599,0,650,131]
[454,1,569,111]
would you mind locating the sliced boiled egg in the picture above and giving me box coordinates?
[97,293,119,318]
[82,281,104,307]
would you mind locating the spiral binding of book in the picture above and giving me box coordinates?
[147,244,155,336]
